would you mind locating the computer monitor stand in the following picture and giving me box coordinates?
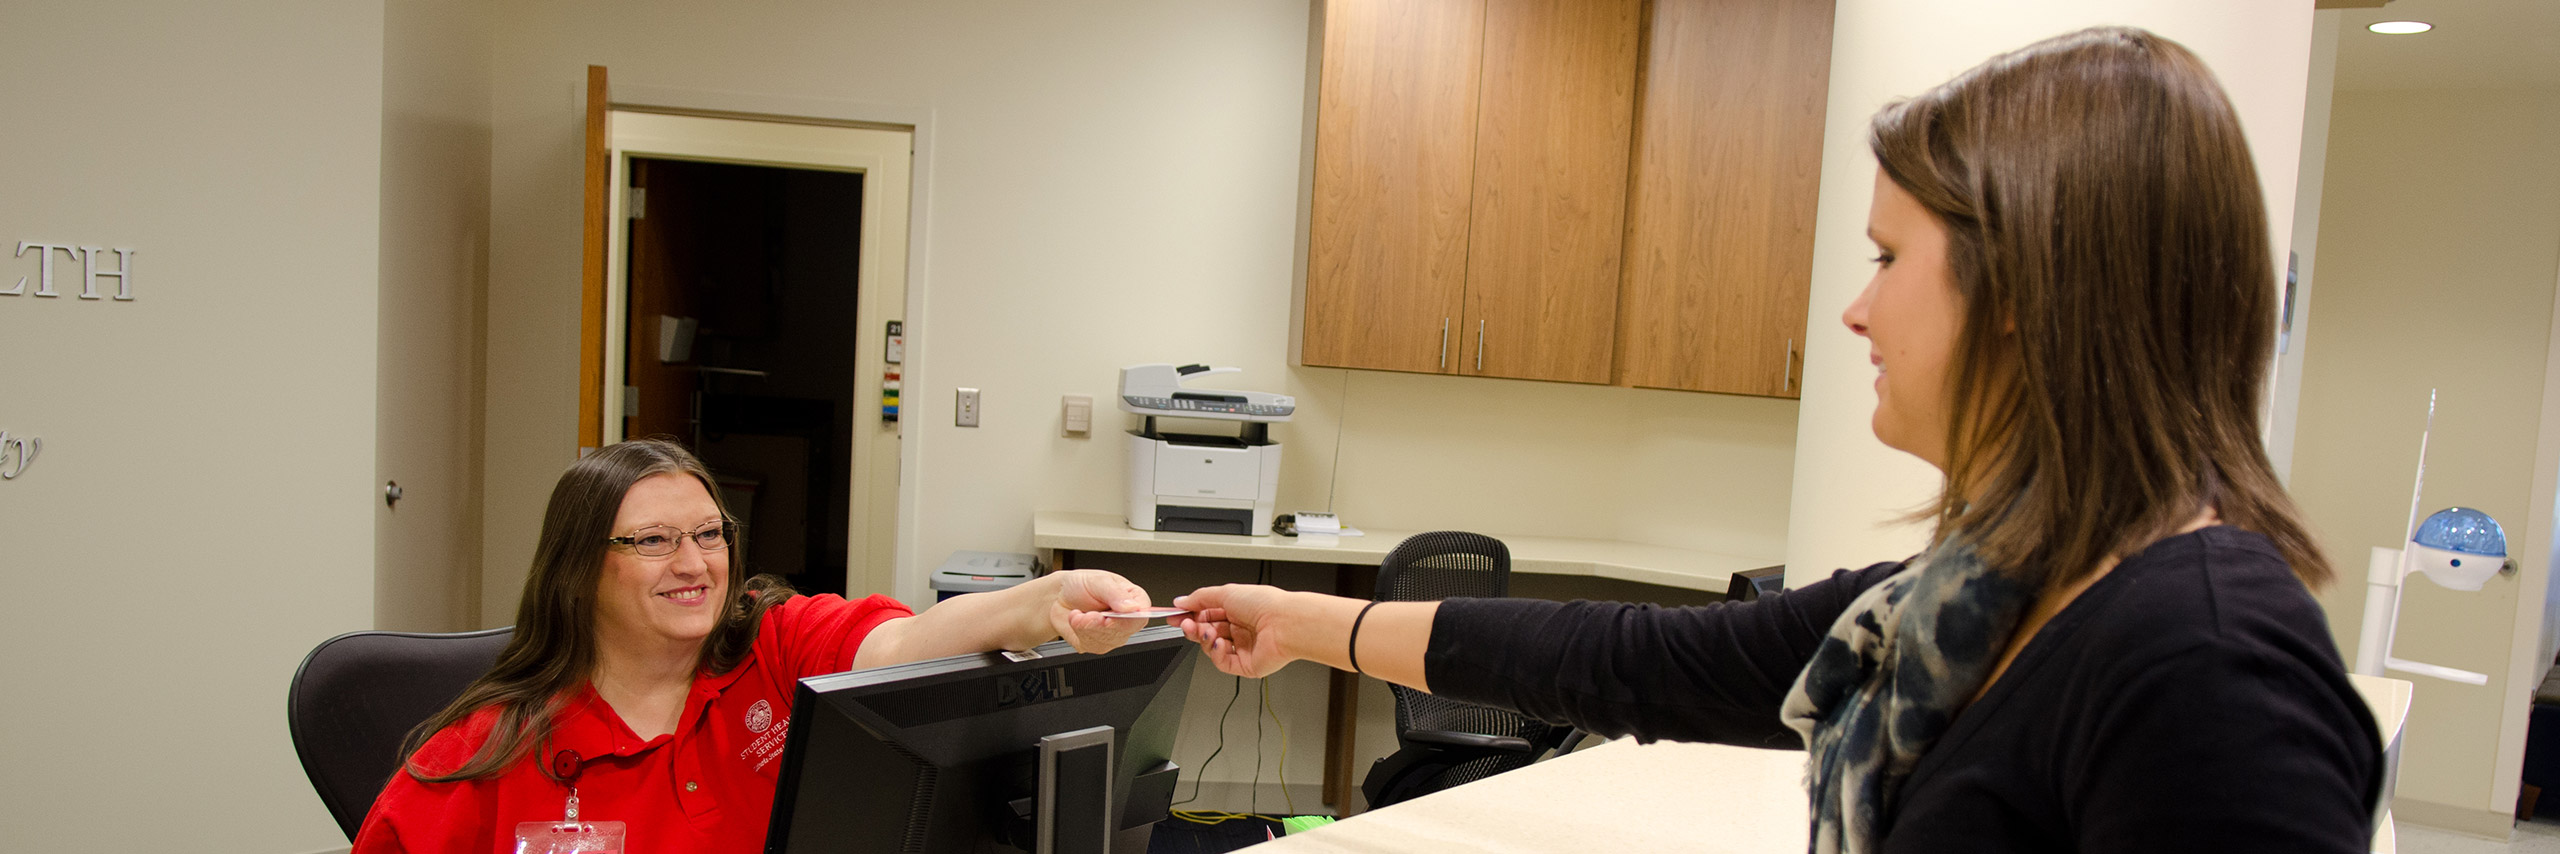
[1038,726,1115,854]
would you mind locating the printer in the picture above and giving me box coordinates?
[1119,363,1294,536]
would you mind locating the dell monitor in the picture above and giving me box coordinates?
[765,624,1196,854]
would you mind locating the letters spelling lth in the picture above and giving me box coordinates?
[8,242,134,300]
[0,432,39,480]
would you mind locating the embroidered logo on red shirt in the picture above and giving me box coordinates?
[746,699,774,734]
[742,710,792,773]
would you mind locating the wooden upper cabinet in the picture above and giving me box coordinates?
[1304,0,1486,375]
[1615,0,1835,398]
[1460,0,1643,383]
[1305,0,1831,395]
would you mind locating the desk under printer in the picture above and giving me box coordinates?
[1120,363,1293,537]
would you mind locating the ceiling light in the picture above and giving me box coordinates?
[2367,21,2433,34]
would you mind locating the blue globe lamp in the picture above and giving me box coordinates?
[2407,507,2509,592]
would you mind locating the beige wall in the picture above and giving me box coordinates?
[0,2,385,851]
[1783,0,2316,581]
[2291,84,2560,829]
[378,0,492,633]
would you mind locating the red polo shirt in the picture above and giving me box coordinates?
[351,593,912,854]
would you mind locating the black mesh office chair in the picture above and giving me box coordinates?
[287,627,514,839]
[1359,532,1579,809]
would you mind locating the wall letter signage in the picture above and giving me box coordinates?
[8,241,134,300]
[0,431,37,480]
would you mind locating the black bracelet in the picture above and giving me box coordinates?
[1348,600,1380,675]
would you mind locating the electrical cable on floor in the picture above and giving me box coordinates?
[1251,676,1264,818]
[1173,678,1296,826]
[1170,678,1287,826]
[1264,669,1294,816]
[1172,674,1245,809]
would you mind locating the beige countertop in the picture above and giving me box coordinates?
[1032,511,1782,594]
[1245,737,1809,852]
[1233,704,2398,853]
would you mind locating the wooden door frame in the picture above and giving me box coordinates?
[579,67,611,453]
[581,99,920,601]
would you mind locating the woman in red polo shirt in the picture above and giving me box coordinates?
[351,438,1153,853]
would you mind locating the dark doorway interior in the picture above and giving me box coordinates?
[624,157,862,599]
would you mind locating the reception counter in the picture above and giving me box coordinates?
[1251,737,1808,852]
[1249,683,2408,853]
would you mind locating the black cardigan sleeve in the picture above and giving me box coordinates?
[1421,561,1907,748]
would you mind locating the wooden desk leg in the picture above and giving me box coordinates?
[1323,563,1377,815]
[1325,665,1356,813]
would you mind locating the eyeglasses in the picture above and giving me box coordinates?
[606,521,736,557]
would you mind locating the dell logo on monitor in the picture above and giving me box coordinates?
[997,668,1076,708]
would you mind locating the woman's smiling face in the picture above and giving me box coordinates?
[1843,168,1966,471]
[593,472,730,655]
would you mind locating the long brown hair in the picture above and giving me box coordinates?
[1871,26,2329,589]
[399,438,796,783]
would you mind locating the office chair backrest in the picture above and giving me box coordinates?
[1377,532,1516,739]
[1368,532,1572,804]
[288,627,513,840]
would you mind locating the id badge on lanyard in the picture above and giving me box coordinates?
[514,785,628,854]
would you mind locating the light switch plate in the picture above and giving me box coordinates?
[956,387,981,427]
[1062,394,1092,435]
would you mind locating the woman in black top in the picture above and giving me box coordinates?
[1174,26,2382,853]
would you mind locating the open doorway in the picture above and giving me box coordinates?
[625,158,863,597]
[2274,0,2560,833]
[595,110,913,601]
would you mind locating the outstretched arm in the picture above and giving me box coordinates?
[854,569,1151,668]
[1172,585,1440,692]
[1176,563,1907,746]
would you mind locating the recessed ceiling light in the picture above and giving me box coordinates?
[2368,21,2433,35]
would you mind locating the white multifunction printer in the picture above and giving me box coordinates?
[1118,363,1294,536]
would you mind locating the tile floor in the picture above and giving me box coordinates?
[2401,819,2560,853]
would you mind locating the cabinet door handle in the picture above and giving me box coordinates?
[1782,338,1794,392]
[1440,318,1450,370]
[1475,319,1486,372]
